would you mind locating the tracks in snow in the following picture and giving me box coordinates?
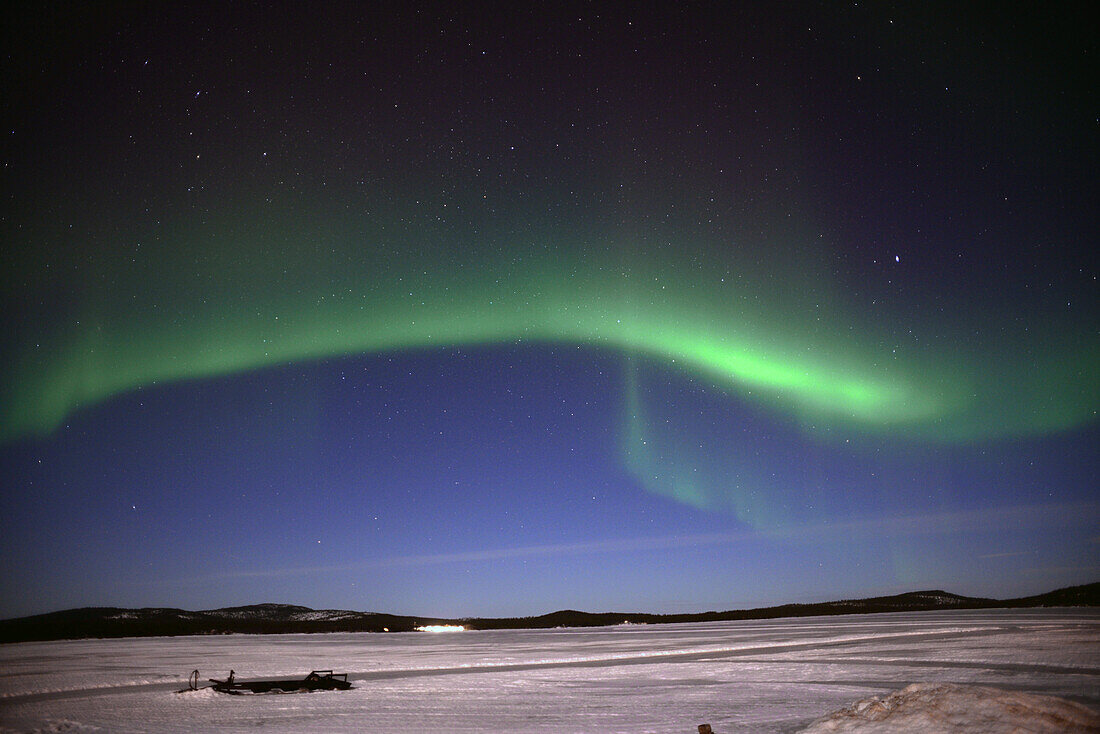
[11,624,1090,707]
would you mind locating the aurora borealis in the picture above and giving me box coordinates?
[1,4,1096,619]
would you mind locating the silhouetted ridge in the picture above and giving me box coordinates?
[213,603,314,616]
[2,582,1095,643]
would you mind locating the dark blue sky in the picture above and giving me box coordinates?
[1,3,1096,619]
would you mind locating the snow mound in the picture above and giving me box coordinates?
[21,720,101,733]
[176,686,222,701]
[800,682,1100,733]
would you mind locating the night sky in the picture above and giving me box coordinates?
[1,3,1096,620]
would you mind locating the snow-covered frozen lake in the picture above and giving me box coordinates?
[1,608,1097,733]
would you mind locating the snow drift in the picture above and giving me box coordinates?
[802,682,1100,733]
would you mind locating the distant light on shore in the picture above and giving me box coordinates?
[416,624,466,633]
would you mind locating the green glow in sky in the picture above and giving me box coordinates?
[2,205,1096,445]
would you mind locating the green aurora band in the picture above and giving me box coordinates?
[3,205,1097,450]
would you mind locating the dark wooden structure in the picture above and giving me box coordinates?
[206,670,353,694]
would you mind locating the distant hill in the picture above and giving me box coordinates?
[463,584,1096,630]
[0,604,429,643]
[1,582,1096,644]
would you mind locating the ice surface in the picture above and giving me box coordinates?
[1,608,1096,733]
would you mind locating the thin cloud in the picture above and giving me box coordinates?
[188,500,1097,583]
[761,501,1098,543]
[206,532,755,580]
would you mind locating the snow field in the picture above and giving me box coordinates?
[0,608,1096,733]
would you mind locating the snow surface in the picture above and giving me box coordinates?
[0,608,1096,733]
[802,682,1100,733]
